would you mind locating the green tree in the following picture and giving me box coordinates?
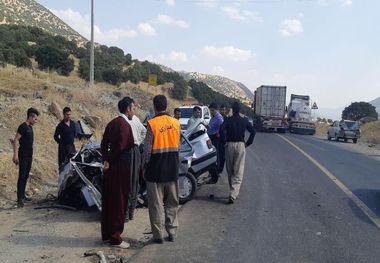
[125,53,132,65]
[170,79,188,100]
[102,68,123,85]
[14,48,31,68]
[35,45,74,76]
[342,102,378,121]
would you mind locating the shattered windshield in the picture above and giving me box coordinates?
[179,108,193,118]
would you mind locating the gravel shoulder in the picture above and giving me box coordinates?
[0,204,151,263]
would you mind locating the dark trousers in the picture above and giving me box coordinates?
[209,134,225,173]
[17,155,32,201]
[218,143,226,173]
[58,143,76,168]
[126,145,142,220]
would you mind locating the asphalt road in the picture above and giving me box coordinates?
[131,133,380,263]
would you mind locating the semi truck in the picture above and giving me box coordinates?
[287,94,316,135]
[253,85,287,133]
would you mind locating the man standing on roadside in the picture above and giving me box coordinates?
[12,108,39,208]
[54,107,77,168]
[143,95,181,244]
[101,97,135,249]
[222,102,256,204]
[218,104,229,174]
[208,102,224,173]
[174,108,181,120]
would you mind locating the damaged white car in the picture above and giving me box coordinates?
[57,121,218,210]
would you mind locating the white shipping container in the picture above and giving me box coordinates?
[255,86,287,118]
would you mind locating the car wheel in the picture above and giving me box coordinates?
[335,133,339,141]
[179,173,197,204]
[327,134,331,141]
[353,138,358,144]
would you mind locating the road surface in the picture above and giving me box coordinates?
[131,133,380,263]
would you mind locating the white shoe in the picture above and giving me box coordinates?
[112,241,130,249]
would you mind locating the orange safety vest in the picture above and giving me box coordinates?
[146,113,181,182]
[148,114,180,154]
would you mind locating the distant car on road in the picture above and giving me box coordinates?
[178,105,211,131]
[327,120,361,143]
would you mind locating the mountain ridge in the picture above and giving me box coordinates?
[0,0,86,44]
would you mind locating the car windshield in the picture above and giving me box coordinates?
[180,108,194,118]
[344,121,360,130]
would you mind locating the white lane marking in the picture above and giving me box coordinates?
[278,134,380,229]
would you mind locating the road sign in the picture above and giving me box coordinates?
[312,102,318,109]
[148,74,157,86]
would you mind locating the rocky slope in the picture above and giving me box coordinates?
[0,0,86,44]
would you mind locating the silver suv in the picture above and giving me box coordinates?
[327,120,361,143]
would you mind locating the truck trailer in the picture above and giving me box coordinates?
[253,85,287,133]
[287,94,316,135]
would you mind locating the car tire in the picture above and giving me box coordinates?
[179,173,197,204]
[327,134,331,141]
[353,138,358,144]
[335,133,339,142]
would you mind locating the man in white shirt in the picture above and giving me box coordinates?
[118,98,146,221]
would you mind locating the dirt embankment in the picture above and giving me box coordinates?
[0,65,181,208]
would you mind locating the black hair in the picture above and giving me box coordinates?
[153,95,167,112]
[193,106,202,112]
[174,108,181,113]
[63,107,71,114]
[232,101,241,114]
[209,102,218,110]
[27,107,40,119]
[118,96,135,114]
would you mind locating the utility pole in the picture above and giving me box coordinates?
[89,0,94,88]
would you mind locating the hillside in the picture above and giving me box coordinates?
[0,65,180,208]
[369,97,380,115]
[158,64,255,106]
[0,0,255,106]
[0,0,86,44]
[181,72,254,105]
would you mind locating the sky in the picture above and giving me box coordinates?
[36,0,380,118]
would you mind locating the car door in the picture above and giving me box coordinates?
[332,121,340,137]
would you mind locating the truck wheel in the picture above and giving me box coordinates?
[179,173,197,204]
[353,138,358,144]
[344,138,348,142]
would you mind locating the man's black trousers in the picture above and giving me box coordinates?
[17,156,32,201]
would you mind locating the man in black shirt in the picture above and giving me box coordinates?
[54,107,77,168]
[221,102,256,204]
[12,108,39,208]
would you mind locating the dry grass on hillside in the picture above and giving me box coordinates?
[315,122,329,137]
[360,121,380,144]
[0,65,183,207]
